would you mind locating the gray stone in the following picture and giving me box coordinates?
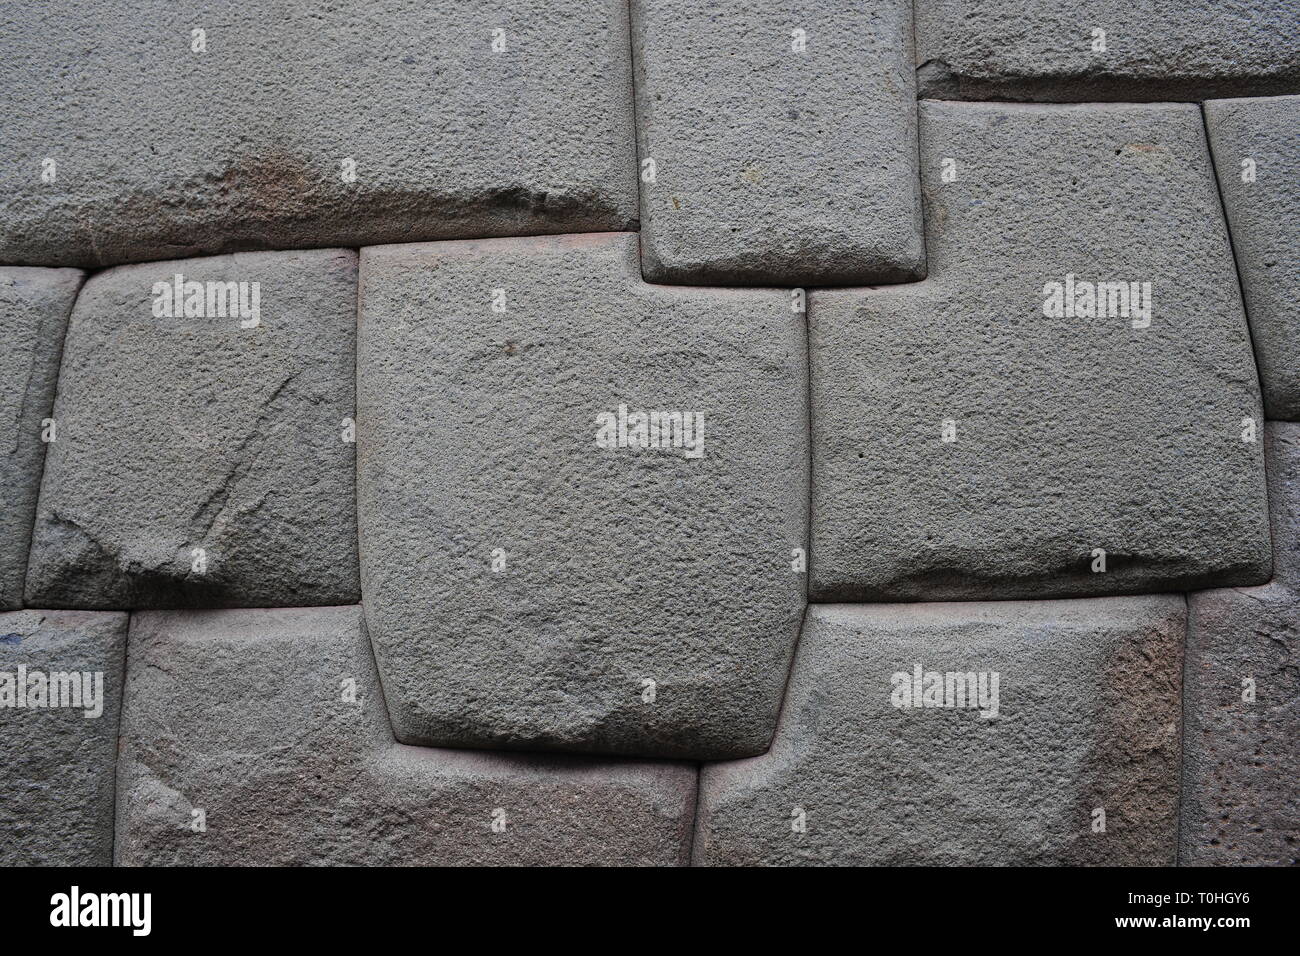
[359,232,806,759]
[1182,423,1299,865]
[695,597,1185,866]
[25,249,359,609]
[915,1,1300,102]
[1204,95,1300,421]
[0,609,128,866]
[0,1,637,268]
[631,0,923,285]
[810,101,1271,601]
[115,606,696,866]
[0,269,82,609]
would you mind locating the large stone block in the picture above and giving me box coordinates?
[0,269,82,609]
[631,0,923,285]
[695,597,1185,866]
[1204,95,1300,421]
[915,1,1300,102]
[1182,423,1299,865]
[25,249,359,609]
[0,609,128,866]
[0,0,637,267]
[115,606,696,866]
[359,232,806,759]
[810,101,1270,601]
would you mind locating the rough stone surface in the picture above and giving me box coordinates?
[359,232,806,759]
[0,609,128,866]
[0,268,82,609]
[915,1,1300,102]
[810,101,1271,601]
[1182,423,1299,865]
[695,597,1185,866]
[1204,95,1300,422]
[115,606,696,866]
[0,0,637,268]
[25,249,359,609]
[632,0,923,286]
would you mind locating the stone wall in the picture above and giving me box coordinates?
[1,0,1296,866]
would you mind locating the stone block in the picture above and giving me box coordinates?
[359,232,806,758]
[810,101,1270,601]
[0,1,637,267]
[0,609,128,866]
[1204,95,1300,421]
[915,1,1300,102]
[1181,423,1300,865]
[695,597,1185,865]
[0,268,82,609]
[26,249,359,609]
[632,0,923,285]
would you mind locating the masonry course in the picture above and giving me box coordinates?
[115,606,696,865]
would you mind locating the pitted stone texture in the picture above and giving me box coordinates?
[0,1,637,268]
[915,1,1300,102]
[359,233,806,759]
[115,606,695,866]
[0,269,81,609]
[632,0,923,286]
[695,597,1184,866]
[0,609,127,866]
[1205,95,1300,421]
[25,249,359,610]
[811,102,1270,601]
[1182,423,1299,865]
[1263,423,1300,588]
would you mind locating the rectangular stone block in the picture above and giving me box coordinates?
[916,1,1300,102]
[631,0,924,285]
[811,101,1271,601]
[1182,423,1299,865]
[359,233,806,759]
[1204,95,1300,421]
[0,268,82,609]
[25,249,359,609]
[0,1,637,267]
[115,606,696,866]
[0,609,128,866]
[695,597,1185,866]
